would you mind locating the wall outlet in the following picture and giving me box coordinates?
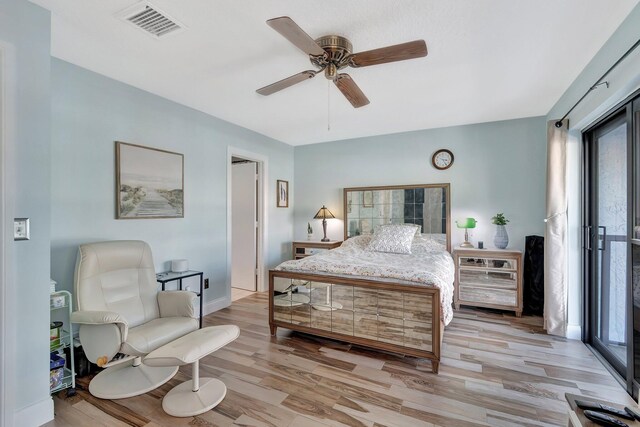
[204,278,209,289]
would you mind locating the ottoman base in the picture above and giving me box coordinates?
[162,377,227,417]
[89,360,178,400]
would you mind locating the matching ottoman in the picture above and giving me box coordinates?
[144,325,240,417]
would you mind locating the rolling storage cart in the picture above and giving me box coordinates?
[50,290,76,396]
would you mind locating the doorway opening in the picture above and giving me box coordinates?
[228,151,265,303]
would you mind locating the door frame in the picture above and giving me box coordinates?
[226,147,267,297]
[0,42,17,427]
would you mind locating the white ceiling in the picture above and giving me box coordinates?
[32,0,639,145]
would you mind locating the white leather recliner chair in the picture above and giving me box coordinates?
[71,240,199,399]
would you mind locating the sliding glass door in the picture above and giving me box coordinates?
[584,95,637,393]
[632,98,640,395]
[586,112,629,373]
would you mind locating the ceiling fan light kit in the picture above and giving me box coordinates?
[256,16,428,108]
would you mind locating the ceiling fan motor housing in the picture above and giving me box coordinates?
[312,35,353,78]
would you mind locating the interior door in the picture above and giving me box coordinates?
[231,162,257,291]
[585,109,631,378]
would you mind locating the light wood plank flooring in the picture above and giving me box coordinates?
[231,287,255,302]
[46,292,632,427]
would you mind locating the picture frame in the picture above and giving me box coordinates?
[362,190,373,207]
[277,180,289,208]
[116,141,184,219]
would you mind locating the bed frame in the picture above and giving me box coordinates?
[269,183,451,373]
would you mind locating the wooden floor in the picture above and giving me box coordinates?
[46,292,633,427]
[231,287,255,302]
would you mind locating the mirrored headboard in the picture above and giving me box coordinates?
[343,183,451,252]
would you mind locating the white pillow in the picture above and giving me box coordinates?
[366,224,419,254]
[341,235,372,249]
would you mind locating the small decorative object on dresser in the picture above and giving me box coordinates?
[292,240,342,260]
[307,222,313,240]
[491,213,510,249]
[453,248,523,317]
[455,217,477,248]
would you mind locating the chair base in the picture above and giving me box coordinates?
[162,377,227,417]
[89,361,178,399]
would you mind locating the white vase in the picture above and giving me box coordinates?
[494,225,509,249]
[307,233,313,241]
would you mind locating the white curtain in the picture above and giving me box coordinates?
[544,119,569,336]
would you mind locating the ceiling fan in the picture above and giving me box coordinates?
[256,16,428,108]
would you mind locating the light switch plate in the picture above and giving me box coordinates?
[13,218,30,241]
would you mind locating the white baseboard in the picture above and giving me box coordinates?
[566,324,582,340]
[14,396,53,427]
[203,296,231,316]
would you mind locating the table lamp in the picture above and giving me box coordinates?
[456,218,477,248]
[314,205,335,242]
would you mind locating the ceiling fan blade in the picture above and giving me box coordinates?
[266,16,326,57]
[350,40,427,68]
[256,70,318,96]
[334,74,370,108]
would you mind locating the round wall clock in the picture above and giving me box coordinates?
[431,149,454,170]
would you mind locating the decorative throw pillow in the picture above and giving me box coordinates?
[366,224,419,254]
[341,235,372,249]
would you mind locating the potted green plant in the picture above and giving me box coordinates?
[491,213,509,249]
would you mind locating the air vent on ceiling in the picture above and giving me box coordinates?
[117,2,186,39]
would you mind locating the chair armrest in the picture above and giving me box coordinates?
[158,290,197,319]
[71,310,128,342]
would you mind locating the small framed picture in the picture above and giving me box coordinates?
[277,180,289,208]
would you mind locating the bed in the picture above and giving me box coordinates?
[268,183,454,373]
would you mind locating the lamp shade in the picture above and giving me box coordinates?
[456,218,477,229]
[313,205,335,220]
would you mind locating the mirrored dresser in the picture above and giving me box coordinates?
[453,248,523,317]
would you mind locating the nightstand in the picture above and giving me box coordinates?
[292,240,342,260]
[453,248,523,317]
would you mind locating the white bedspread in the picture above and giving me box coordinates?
[275,236,455,325]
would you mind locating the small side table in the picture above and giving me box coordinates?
[156,270,204,328]
[292,240,342,260]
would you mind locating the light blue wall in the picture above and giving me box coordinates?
[50,59,294,304]
[0,0,52,422]
[294,117,547,252]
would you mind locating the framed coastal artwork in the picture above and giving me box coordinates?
[116,141,184,219]
[277,180,289,208]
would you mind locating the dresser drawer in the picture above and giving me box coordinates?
[458,270,517,290]
[459,285,517,307]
